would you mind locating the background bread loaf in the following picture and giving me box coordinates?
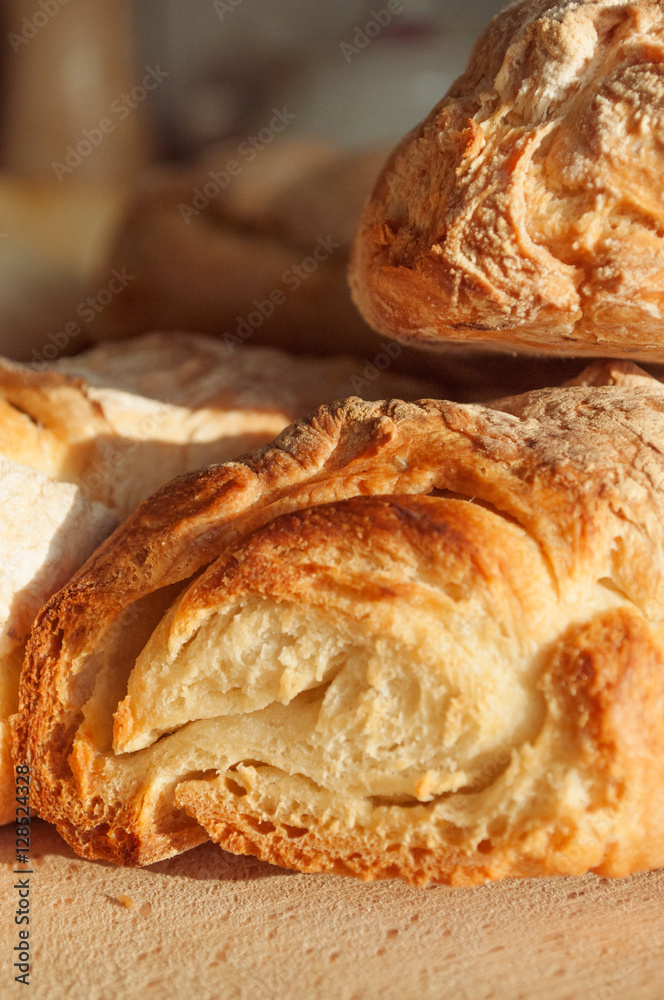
[350,0,664,360]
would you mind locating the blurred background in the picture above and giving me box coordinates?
[0,0,507,360]
[140,0,507,155]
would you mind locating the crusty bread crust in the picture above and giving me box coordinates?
[12,361,664,884]
[0,332,438,517]
[350,0,664,359]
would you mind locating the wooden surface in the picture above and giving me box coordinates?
[1,819,663,1000]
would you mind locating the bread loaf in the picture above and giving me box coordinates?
[14,362,664,884]
[350,0,664,360]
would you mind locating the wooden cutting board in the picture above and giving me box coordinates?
[1,818,663,1000]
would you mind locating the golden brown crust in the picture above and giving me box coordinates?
[0,332,438,517]
[0,357,109,479]
[13,362,664,883]
[350,0,664,360]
